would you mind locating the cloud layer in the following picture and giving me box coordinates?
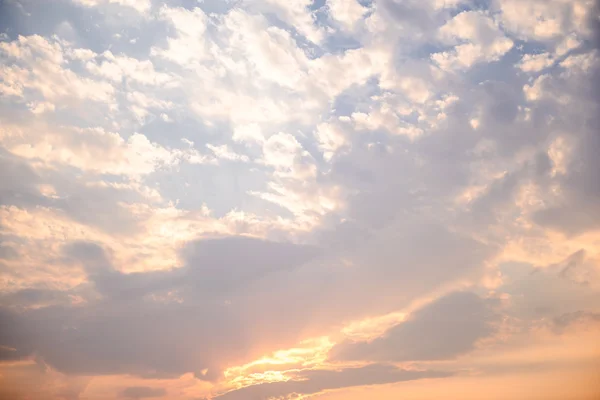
[1,0,599,399]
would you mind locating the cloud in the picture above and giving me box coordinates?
[0,35,115,104]
[331,292,497,362]
[121,386,167,399]
[0,213,493,383]
[496,0,588,41]
[533,127,600,235]
[327,0,369,31]
[498,252,600,322]
[251,0,324,44]
[84,50,175,86]
[0,148,158,234]
[0,150,45,208]
[1,0,600,398]
[552,310,600,331]
[10,128,190,177]
[0,288,73,308]
[432,11,514,70]
[0,237,321,377]
[0,243,18,260]
[73,0,151,14]
[212,364,451,400]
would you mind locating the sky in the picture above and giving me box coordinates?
[0,0,599,399]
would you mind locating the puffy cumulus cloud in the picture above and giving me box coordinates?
[84,50,176,87]
[432,11,514,70]
[495,0,591,42]
[0,34,180,128]
[249,0,325,44]
[151,6,210,67]
[315,121,349,161]
[518,52,556,73]
[0,35,115,104]
[327,0,370,31]
[1,0,600,399]
[260,132,315,179]
[247,131,344,227]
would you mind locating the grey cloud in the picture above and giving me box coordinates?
[62,237,321,301]
[63,241,178,300]
[0,151,150,235]
[590,0,600,50]
[533,128,600,235]
[325,74,537,238]
[467,170,523,227]
[331,292,497,362]
[249,214,495,349]
[462,152,554,233]
[500,255,600,321]
[122,386,167,399]
[212,364,452,400]
[180,236,321,293]
[0,236,322,378]
[0,244,18,260]
[0,150,47,208]
[378,0,444,36]
[524,3,600,236]
[0,220,492,381]
[0,288,73,308]
[555,249,595,286]
[0,307,34,362]
[0,0,153,58]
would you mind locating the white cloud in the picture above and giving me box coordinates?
[560,51,598,73]
[432,11,513,70]
[151,6,209,66]
[251,0,324,44]
[315,122,348,161]
[207,144,250,163]
[350,103,423,139]
[8,126,208,177]
[519,53,555,73]
[126,91,174,121]
[0,35,115,104]
[233,123,265,145]
[86,51,175,86]
[221,10,310,90]
[555,34,582,57]
[27,101,56,114]
[0,64,28,97]
[496,0,589,41]
[248,132,344,224]
[261,132,314,178]
[327,0,368,30]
